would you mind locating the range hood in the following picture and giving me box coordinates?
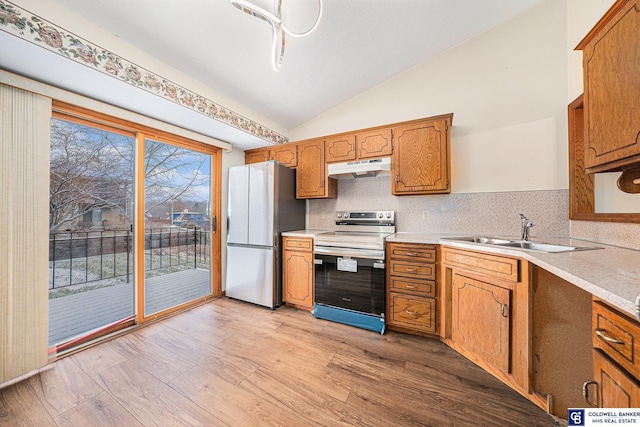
[327,157,391,179]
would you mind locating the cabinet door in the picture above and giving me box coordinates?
[392,117,451,195]
[270,144,297,167]
[356,128,392,159]
[282,249,313,308]
[296,139,337,199]
[325,135,356,163]
[245,147,270,164]
[593,349,640,408]
[452,273,511,374]
[578,0,640,171]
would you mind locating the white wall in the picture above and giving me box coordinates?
[220,149,246,291]
[291,0,568,194]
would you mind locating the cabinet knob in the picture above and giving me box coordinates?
[501,304,509,318]
[582,380,598,407]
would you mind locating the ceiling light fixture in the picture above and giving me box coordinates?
[230,0,322,71]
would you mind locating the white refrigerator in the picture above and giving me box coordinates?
[226,161,305,308]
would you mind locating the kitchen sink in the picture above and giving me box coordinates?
[498,241,600,253]
[441,236,603,253]
[449,236,513,245]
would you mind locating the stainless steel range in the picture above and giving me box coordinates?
[313,211,395,334]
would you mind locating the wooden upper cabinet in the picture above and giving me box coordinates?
[244,147,269,164]
[325,135,356,163]
[325,128,393,163]
[269,144,297,167]
[576,0,640,172]
[296,139,338,199]
[392,115,452,195]
[245,144,297,167]
[357,128,392,159]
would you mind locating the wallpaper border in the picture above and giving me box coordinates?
[0,0,287,145]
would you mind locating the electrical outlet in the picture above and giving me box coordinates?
[320,210,326,220]
[422,210,430,220]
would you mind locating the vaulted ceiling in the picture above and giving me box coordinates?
[2,0,546,149]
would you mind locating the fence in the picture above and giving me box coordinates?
[49,227,210,289]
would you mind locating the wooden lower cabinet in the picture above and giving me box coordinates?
[451,273,511,374]
[389,293,436,333]
[441,247,530,397]
[586,300,640,408]
[592,349,640,408]
[386,242,438,335]
[282,237,314,310]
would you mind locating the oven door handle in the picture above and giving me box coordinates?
[313,246,385,260]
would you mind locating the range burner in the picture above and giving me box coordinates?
[314,211,396,253]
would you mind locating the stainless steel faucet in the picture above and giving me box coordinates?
[519,213,534,241]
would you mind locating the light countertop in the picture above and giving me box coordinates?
[282,229,330,238]
[280,229,640,319]
[388,232,640,320]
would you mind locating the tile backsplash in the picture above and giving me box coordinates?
[308,176,570,240]
[570,220,640,251]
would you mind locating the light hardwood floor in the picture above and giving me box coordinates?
[1,297,561,426]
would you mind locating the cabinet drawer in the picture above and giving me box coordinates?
[389,277,435,297]
[442,247,519,282]
[389,294,436,333]
[593,301,640,379]
[389,259,435,280]
[388,243,436,262]
[283,237,312,252]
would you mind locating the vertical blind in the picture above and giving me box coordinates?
[0,83,50,384]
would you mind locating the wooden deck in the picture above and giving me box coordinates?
[48,268,210,346]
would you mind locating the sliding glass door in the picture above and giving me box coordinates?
[143,138,212,317]
[48,116,135,350]
[48,102,221,354]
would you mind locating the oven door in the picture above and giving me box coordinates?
[314,248,385,316]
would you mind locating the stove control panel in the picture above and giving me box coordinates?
[335,211,395,224]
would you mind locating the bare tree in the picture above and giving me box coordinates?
[49,119,133,232]
[49,118,210,232]
[143,140,209,216]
